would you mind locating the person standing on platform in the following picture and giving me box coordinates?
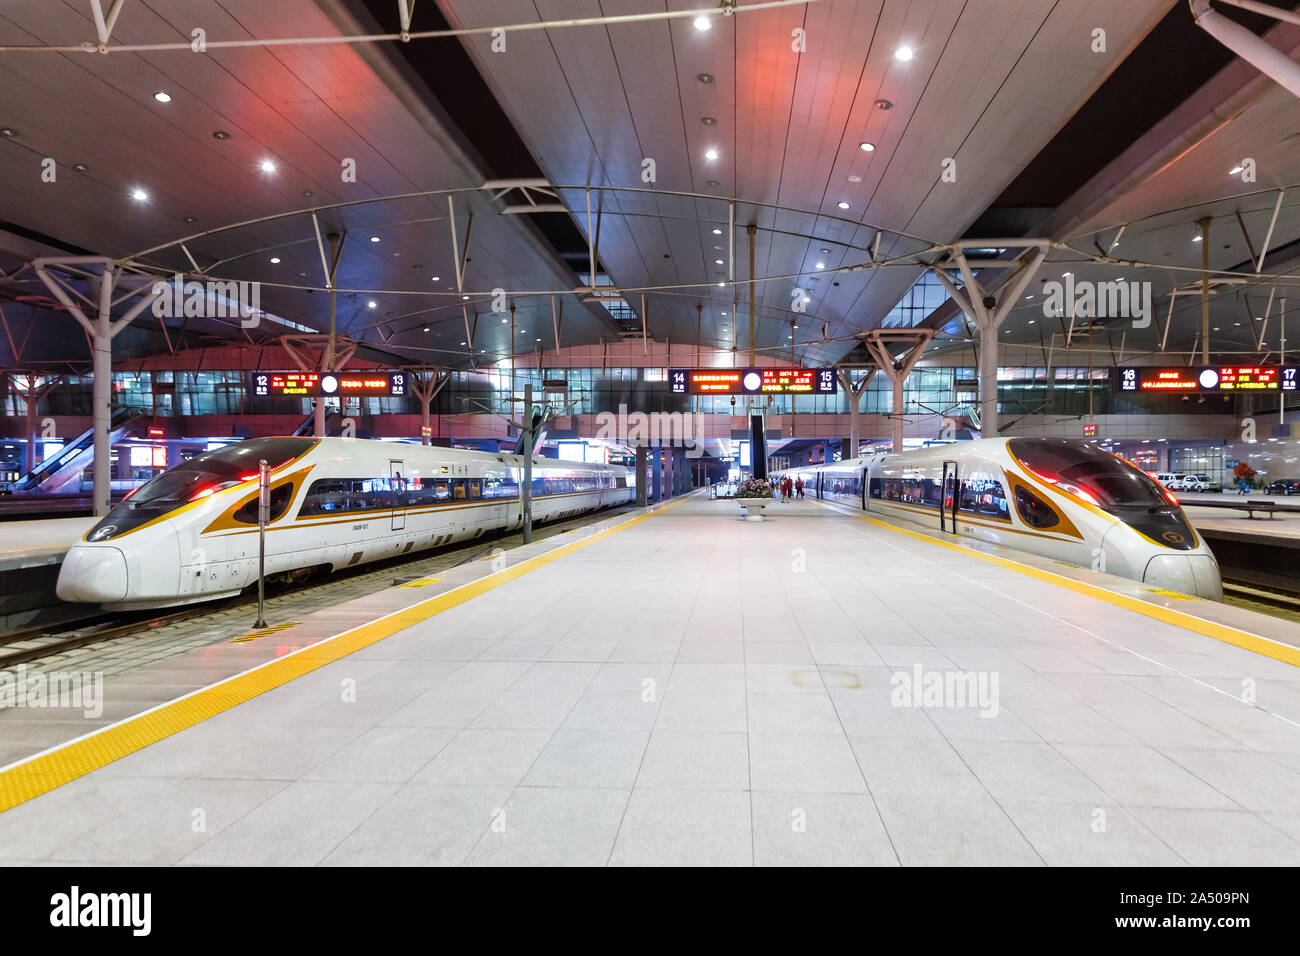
[773,476,783,502]
[795,477,804,499]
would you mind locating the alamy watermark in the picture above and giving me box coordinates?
[0,664,104,718]
[890,664,1000,718]
[151,272,261,328]
[594,404,706,457]
[1042,275,1153,328]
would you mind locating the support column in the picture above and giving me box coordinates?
[836,369,875,459]
[282,334,358,438]
[1198,217,1212,365]
[651,445,662,502]
[13,374,60,473]
[931,241,1046,438]
[34,257,160,516]
[412,369,450,444]
[635,444,647,507]
[662,447,673,500]
[862,330,933,453]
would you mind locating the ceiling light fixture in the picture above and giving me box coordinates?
[701,116,716,125]
[367,300,376,309]
[130,188,148,201]
[270,257,280,264]
[432,276,441,282]
[260,159,276,173]
[894,46,914,61]
[212,130,230,140]
[72,163,88,172]
[712,228,723,235]
[859,142,875,152]
[153,91,172,103]
[693,15,711,31]
[815,262,825,269]
[837,201,850,209]
[370,236,380,243]
[1229,165,1244,175]
[697,73,714,84]
[705,148,719,161]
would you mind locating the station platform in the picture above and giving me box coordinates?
[0,517,96,631]
[1,493,1299,866]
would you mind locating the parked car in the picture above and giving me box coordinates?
[1178,475,1209,492]
[1265,478,1300,495]
[1155,473,1196,491]
[1191,474,1218,493]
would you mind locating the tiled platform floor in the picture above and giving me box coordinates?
[3,493,1299,866]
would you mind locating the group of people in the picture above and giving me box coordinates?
[775,475,804,501]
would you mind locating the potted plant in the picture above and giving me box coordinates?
[735,476,774,519]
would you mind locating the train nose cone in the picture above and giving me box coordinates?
[1143,553,1223,601]
[56,545,129,603]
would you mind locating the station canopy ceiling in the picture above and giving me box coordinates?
[0,0,1297,375]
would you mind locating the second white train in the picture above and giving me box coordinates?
[787,437,1223,600]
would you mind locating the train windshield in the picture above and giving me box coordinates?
[86,438,315,541]
[1008,438,1196,550]
[1008,439,1170,511]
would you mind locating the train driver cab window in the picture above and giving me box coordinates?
[233,482,295,523]
[1014,485,1059,529]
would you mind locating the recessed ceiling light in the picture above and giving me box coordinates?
[715,259,724,265]
[859,142,875,152]
[697,73,714,84]
[721,312,727,316]
[1192,235,1202,242]
[707,180,720,188]
[502,318,508,324]
[1229,165,1244,175]
[183,216,196,223]
[718,281,725,287]
[270,257,280,264]
[537,337,542,341]
[260,159,276,173]
[460,341,467,346]
[815,262,825,269]
[462,295,470,300]
[837,201,850,209]
[1025,294,1033,299]
[367,300,377,309]
[875,99,893,110]
[302,190,313,198]
[848,174,863,184]
[370,236,380,243]
[212,130,230,140]
[693,15,711,31]
[432,276,441,281]
[704,148,719,161]
[1027,319,1036,324]
[1062,272,1071,277]
[0,128,15,137]
[701,116,717,125]
[72,163,88,172]
[423,326,430,332]
[712,228,723,235]
[153,91,172,103]
[895,45,914,61]
[130,188,148,201]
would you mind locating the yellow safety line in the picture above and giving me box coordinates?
[815,498,1300,669]
[0,497,688,813]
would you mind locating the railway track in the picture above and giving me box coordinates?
[0,505,633,669]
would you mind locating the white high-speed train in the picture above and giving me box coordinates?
[57,436,635,609]
[786,437,1223,600]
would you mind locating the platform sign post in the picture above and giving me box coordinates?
[522,383,533,545]
[254,458,269,629]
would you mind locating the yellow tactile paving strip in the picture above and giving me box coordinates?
[0,497,688,814]
[818,498,1300,669]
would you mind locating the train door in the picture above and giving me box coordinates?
[940,460,958,532]
[860,468,868,511]
[389,459,406,531]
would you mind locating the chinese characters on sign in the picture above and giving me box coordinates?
[668,368,838,395]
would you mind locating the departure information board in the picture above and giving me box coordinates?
[250,371,409,398]
[668,368,837,395]
[1115,366,1299,393]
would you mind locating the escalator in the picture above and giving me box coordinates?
[6,407,141,494]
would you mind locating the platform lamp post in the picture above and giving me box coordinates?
[522,383,534,544]
[253,458,270,629]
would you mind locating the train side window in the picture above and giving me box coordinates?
[452,480,466,500]
[234,482,294,523]
[468,479,482,499]
[301,479,348,515]
[434,479,450,500]
[869,477,883,499]
[960,478,1008,519]
[1014,485,1059,528]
